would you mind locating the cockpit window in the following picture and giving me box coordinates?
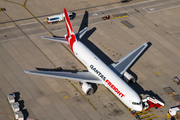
[132,102,141,105]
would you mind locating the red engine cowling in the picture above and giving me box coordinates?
[122,71,135,84]
[81,82,94,95]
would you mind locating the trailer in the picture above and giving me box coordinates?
[45,12,74,24]
[14,111,24,120]
[11,102,20,112]
[7,93,15,104]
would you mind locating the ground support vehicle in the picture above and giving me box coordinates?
[173,76,180,85]
[167,106,180,120]
[141,94,164,111]
[45,12,74,24]
[102,15,110,20]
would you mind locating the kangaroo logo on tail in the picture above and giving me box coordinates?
[41,8,88,53]
[64,8,74,37]
[64,8,77,52]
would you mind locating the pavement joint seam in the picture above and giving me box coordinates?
[4,0,97,112]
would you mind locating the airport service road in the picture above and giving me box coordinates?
[0,0,180,42]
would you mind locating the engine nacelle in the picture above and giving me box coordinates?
[81,82,94,95]
[122,71,135,84]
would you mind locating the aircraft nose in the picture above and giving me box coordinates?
[136,105,143,111]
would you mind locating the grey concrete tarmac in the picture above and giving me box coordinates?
[0,0,180,120]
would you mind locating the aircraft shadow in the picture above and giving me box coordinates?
[36,67,79,72]
[22,109,29,120]
[130,83,164,103]
[129,73,164,102]
[121,0,132,3]
[79,11,114,66]
[13,92,20,102]
[77,11,161,99]
[78,11,88,33]
[18,100,25,111]
[126,42,152,82]
[128,42,152,71]
[39,11,163,102]
[125,42,164,103]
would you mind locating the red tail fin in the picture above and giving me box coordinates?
[64,8,74,36]
[64,8,77,52]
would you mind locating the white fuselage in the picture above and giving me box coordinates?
[73,41,143,111]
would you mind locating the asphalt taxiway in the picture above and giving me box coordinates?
[0,0,180,120]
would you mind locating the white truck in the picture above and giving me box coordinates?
[45,12,74,24]
[167,106,180,119]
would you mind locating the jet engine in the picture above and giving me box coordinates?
[80,82,94,95]
[122,71,135,84]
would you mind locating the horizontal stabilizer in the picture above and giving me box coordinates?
[41,36,69,44]
[24,70,103,84]
[75,27,88,40]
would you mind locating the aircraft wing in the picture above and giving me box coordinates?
[109,43,148,75]
[24,70,103,84]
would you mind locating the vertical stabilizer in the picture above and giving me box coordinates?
[64,8,74,37]
[64,8,77,52]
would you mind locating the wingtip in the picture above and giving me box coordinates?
[144,43,148,47]
[24,70,29,73]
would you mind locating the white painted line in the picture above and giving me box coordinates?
[0,0,160,42]
[143,2,164,10]
[0,0,155,30]
[149,8,155,11]
[75,0,155,16]
[92,13,98,16]
[19,21,38,26]
[18,20,111,39]
[29,32,49,37]
[143,8,150,13]
[0,36,26,42]
[148,5,180,13]
[0,21,43,30]
[25,29,34,31]
[90,19,111,25]
[91,0,156,13]
[0,25,16,30]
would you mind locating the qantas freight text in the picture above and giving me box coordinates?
[24,8,148,112]
[105,79,125,98]
[90,65,125,98]
[90,65,106,81]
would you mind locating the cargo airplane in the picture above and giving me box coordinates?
[25,8,149,112]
